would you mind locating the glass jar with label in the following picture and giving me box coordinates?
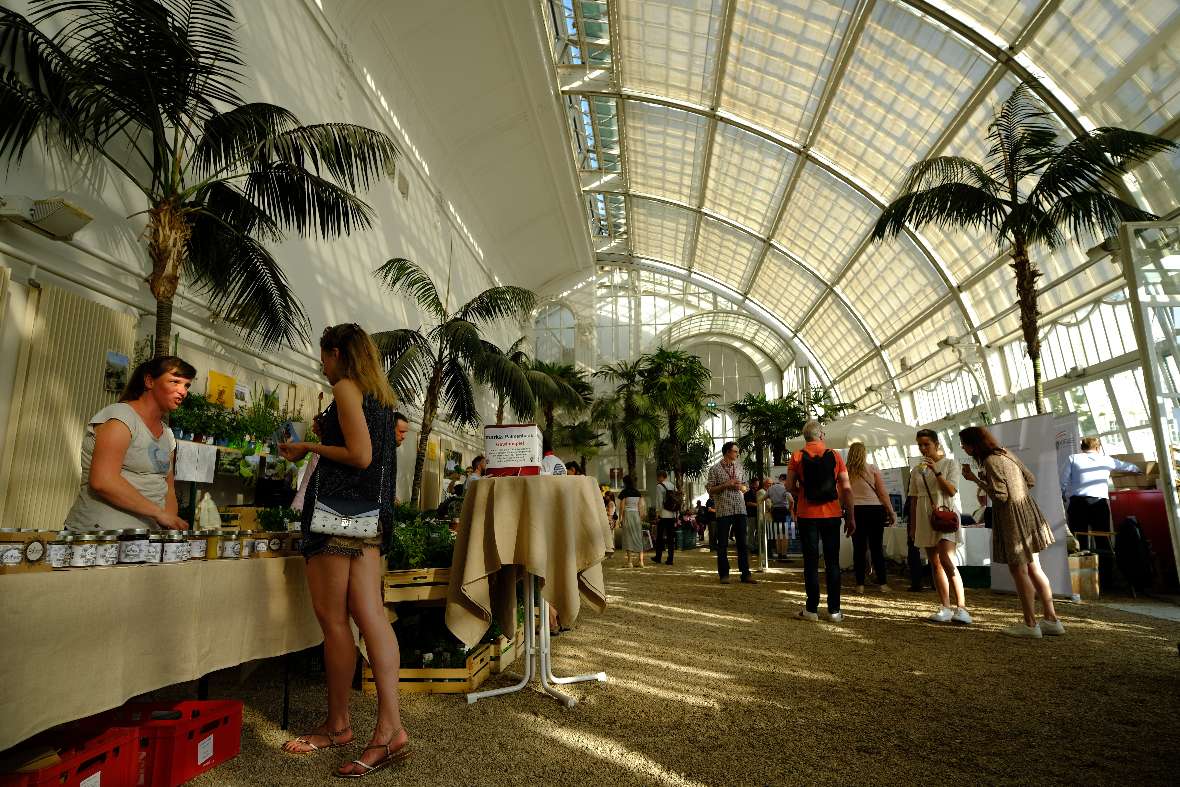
[95,531,120,566]
[240,534,255,559]
[161,531,189,563]
[145,534,164,563]
[117,529,151,563]
[48,533,73,569]
[69,533,99,567]
[0,529,21,568]
[189,530,215,560]
[218,531,242,559]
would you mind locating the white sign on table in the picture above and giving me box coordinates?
[483,424,542,477]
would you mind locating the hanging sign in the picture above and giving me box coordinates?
[483,424,542,477]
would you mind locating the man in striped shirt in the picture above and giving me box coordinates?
[706,442,757,585]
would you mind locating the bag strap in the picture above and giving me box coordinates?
[919,466,941,506]
[312,405,390,505]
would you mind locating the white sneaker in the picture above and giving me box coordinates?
[827,611,844,623]
[797,609,819,622]
[1001,622,1043,639]
[1040,618,1066,636]
[928,607,953,623]
[951,607,973,625]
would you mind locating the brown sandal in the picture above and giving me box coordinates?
[334,729,410,779]
[284,725,352,753]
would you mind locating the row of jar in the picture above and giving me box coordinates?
[40,529,300,569]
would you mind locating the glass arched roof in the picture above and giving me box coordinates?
[659,309,795,374]
[543,0,1180,409]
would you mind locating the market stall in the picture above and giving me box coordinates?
[0,555,320,752]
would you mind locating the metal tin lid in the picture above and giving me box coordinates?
[192,530,220,537]
[163,532,187,541]
[0,528,18,533]
[50,534,75,543]
[148,533,165,542]
[220,531,241,540]
[72,534,99,542]
[118,529,151,537]
[98,530,122,536]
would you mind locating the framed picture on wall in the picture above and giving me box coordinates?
[103,351,129,394]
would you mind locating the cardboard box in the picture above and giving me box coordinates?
[1111,454,1158,488]
[1069,553,1100,599]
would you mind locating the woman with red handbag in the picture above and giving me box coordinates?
[959,426,1063,639]
[908,429,972,625]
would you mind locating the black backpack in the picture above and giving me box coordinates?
[800,450,838,504]
[663,485,683,513]
[1115,516,1155,595]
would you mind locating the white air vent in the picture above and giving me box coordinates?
[0,195,92,240]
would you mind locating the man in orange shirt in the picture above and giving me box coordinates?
[786,420,856,622]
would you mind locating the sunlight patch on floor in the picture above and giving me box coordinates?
[584,647,734,679]
[527,719,713,787]
[623,600,753,622]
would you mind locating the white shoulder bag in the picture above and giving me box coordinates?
[309,414,389,539]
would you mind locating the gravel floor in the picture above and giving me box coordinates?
[189,547,1180,786]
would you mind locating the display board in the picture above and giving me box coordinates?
[483,424,542,476]
[986,414,1072,596]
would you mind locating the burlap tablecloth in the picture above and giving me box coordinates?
[0,556,322,751]
[445,475,609,648]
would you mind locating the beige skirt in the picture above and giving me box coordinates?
[992,496,1055,565]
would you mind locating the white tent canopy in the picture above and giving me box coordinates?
[786,412,917,450]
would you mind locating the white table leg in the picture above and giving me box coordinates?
[539,597,607,689]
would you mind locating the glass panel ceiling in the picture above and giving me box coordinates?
[547,0,1180,402]
[662,311,794,366]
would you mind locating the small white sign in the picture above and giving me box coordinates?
[483,424,542,475]
[80,773,101,787]
[197,733,215,765]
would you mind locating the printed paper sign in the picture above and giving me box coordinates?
[198,733,215,765]
[207,370,236,408]
[80,773,101,787]
[484,424,542,476]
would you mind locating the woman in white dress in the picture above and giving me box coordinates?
[618,476,645,568]
[908,429,971,625]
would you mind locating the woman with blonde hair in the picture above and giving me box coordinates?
[960,426,1063,638]
[278,324,409,777]
[908,429,972,625]
[845,442,896,593]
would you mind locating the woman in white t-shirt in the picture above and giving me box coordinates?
[908,429,971,625]
[64,356,195,532]
[846,442,896,593]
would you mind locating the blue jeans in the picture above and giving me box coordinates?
[715,514,750,579]
[799,518,842,613]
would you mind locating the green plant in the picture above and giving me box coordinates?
[529,361,592,444]
[872,84,1175,411]
[639,347,714,491]
[257,506,298,532]
[372,257,536,507]
[386,510,455,571]
[0,0,399,355]
[238,385,284,443]
[593,360,663,482]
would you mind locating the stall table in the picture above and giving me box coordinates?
[0,556,321,751]
[445,475,609,706]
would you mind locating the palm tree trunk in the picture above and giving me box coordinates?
[667,410,682,491]
[496,396,505,425]
[1011,242,1044,413]
[625,438,637,482]
[544,405,554,443]
[411,367,444,507]
[147,202,190,357]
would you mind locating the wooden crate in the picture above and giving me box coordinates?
[492,627,525,674]
[363,643,492,695]
[383,568,450,603]
[1070,553,1100,600]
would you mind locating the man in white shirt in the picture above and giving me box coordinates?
[653,471,679,565]
[1060,436,1141,549]
[541,439,566,475]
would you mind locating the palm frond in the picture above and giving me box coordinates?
[244,161,375,237]
[268,123,398,192]
[871,183,1008,241]
[372,257,446,320]
[1039,191,1156,246]
[439,355,480,429]
[193,102,299,176]
[0,8,79,161]
[999,201,1066,250]
[473,344,535,420]
[372,329,434,403]
[986,84,1059,191]
[186,228,310,349]
[457,286,537,326]
[899,155,1001,195]
[1031,127,1177,207]
[188,180,282,242]
[437,318,482,363]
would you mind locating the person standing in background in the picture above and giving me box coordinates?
[908,429,971,626]
[706,443,756,585]
[744,477,761,557]
[618,476,646,568]
[845,442,896,593]
[1060,436,1141,549]
[652,470,678,566]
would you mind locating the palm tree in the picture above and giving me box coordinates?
[872,84,1175,411]
[0,0,399,354]
[531,360,592,443]
[639,347,713,491]
[554,419,606,474]
[592,359,662,482]
[477,336,551,425]
[372,258,535,507]
[729,393,773,478]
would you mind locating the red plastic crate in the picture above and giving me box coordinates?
[0,727,137,787]
[111,701,243,787]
